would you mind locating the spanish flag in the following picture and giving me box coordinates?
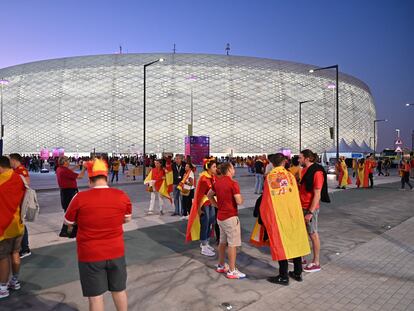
[338,161,351,187]
[185,171,211,242]
[144,169,172,202]
[356,161,370,188]
[165,160,174,194]
[0,169,25,241]
[250,166,310,260]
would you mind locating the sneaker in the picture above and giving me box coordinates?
[19,250,31,259]
[215,263,229,274]
[288,271,303,282]
[146,211,154,215]
[185,216,189,220]
[0,287,9,299]
[180,216,186,220]
[226,269,246,279]
[200,245,215,257]
[159,210,164,216]
[302,258,307,265]
[267,275,288,285]
[303,263,321,273]
[8,278,21,290]
[200,243,215,252]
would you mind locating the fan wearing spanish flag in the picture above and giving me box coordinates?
[250,153,310,286]
[0,156,26,299]
[144,159,172,216]
[185,157,217,257]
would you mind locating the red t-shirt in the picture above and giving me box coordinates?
[65,187,132,262]
[299,166,324,210]
[56,166,79,189]
[213,176,241,221]
[14,165,29,178]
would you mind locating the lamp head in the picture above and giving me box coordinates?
[309,69,314,73]
[406,103,411,107]
[159,58,165,62]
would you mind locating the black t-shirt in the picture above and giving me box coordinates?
[254,161,264,174]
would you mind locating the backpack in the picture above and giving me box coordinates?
[20,176,40,222]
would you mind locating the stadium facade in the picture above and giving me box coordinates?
[0,53,376,155]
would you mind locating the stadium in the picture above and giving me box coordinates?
[0,53,376,156]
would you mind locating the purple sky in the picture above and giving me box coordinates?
[1,0,413,150]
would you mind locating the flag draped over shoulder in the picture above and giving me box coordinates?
[144,168,172,202]
[0,169,25,241]
[250,166,310,260]
[185,171,211,242]
[165,163,174,194]
[338,161,351,187]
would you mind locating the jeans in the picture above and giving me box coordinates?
[401,172,413,189]
[173,185,182,215]
[60,188,79,237]
[200,205,216,243]
[111,171,119,182]
[255,174,264,193]
[182,189,194,216]
[21,226,30,252]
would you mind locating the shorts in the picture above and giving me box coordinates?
[78,256,127,297]
[217,216,242,247]
[303,209,319,234]
[0,235,23,260]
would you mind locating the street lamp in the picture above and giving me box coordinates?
[406,103,414,107]
[0,79,10,156]
[143,58,164,180]
[309,65,339,162]
[299,100,314,153]
[373,119,387,157]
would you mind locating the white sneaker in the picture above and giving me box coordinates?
[8,278,20,290]
[201,245,216,257]
[0,287,9,299]
[180,216,186,220]
[226,269,246,279]
[200,243,215,252]
[146,211,154,215]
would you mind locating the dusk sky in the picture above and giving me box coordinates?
[1,0,413,151]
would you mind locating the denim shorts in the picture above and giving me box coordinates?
[303,209,319,234]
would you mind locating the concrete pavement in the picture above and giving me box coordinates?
[1,169,413,310]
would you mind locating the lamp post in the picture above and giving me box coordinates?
[0,79,10,156]
[373,119,387,157]
[299,100,314,153]
[143,58,164,180]
[309,65,339,161]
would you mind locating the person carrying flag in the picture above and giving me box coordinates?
[0,156,26,299]
[144,159,172,216]
[336,156,351,189]
[250,153,310,285]
[186,157,217,257]
[356,158,369,188]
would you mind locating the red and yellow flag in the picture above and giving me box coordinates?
[165,161,174,194]
[185,171,211,242]
[0,169,25,241]
[338,161,351,187]
[144,169,172,202]
[250,166,310,260]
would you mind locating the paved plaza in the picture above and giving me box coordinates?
[1,169,413,310]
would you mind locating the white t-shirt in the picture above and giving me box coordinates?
[183,171,195,190]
